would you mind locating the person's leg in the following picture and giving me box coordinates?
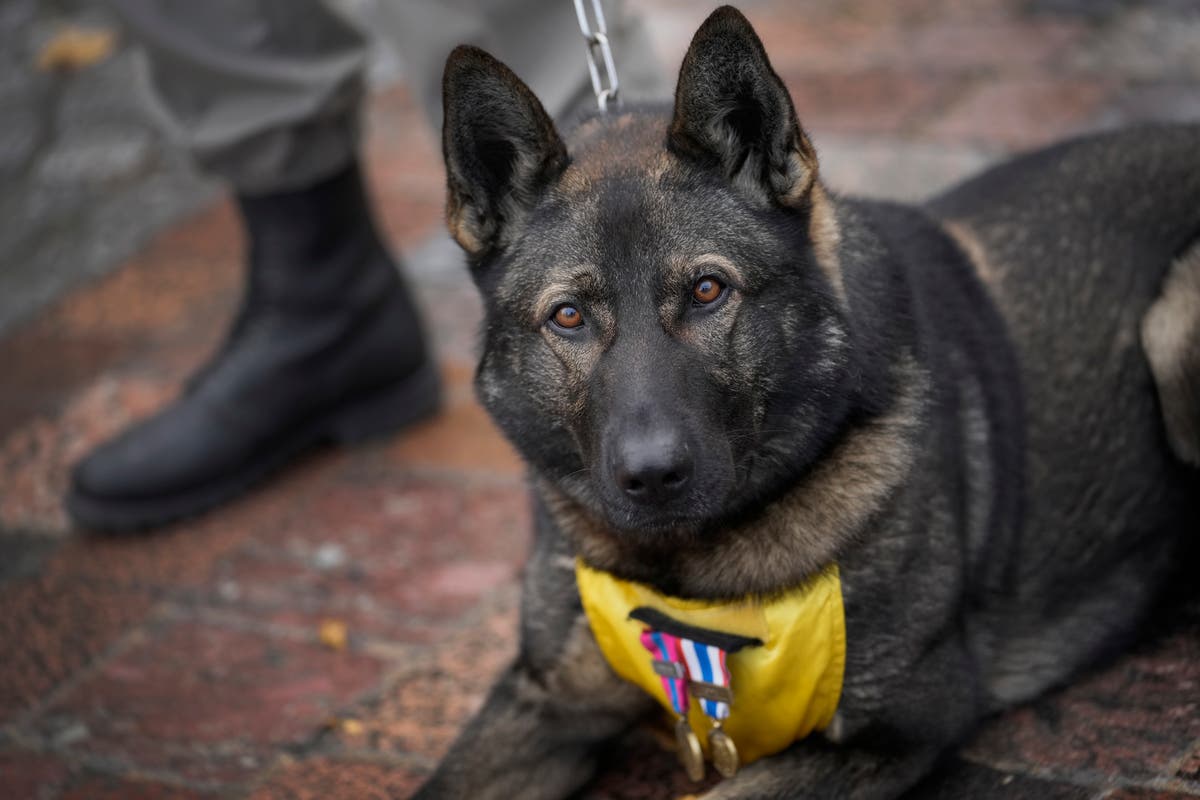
[68,0,438,531]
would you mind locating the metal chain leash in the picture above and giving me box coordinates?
[573,0,620,112]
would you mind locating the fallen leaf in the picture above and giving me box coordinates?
[341,719,366,736]
[37,26,116,72]
[318,618,348,651]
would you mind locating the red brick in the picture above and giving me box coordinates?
[0,201,239,444]
[40,620,384,784]
[0,575,152,723]
[902,19,1086,74]
[34,448,339,599]
[963,617,1200,781]
[248,756,424,800]
[60,773,217,800]
[0,335,129,442]
[364,86,446,250]
[201,472,529,640]
[386,385,524,478]
[413,286,484,369]
[925,77,1117,149]
[332,591,518,760]
[781,70,955,136]
[1176,745,1200,781]
[1103,790,1199,800]
[743,10,904,75]
[905,759,1090,799]
[0,750,71,800]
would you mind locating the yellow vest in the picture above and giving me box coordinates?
[575,561,845,765]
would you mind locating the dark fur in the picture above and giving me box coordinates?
[419,7,1200,799]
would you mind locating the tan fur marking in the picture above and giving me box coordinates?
[648,151,673,183]
[541,358,929,599]
[558,166,594,196]
[1142,242,1200,465]
[533,266,602,326]
[808,183,845,303]
[780,150,817,207]
[943,221,999,289]
[447,198,484,255]
[667,252,746,288]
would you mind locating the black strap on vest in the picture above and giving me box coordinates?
[629,606,763,653]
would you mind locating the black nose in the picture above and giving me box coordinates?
[612,431,693,504]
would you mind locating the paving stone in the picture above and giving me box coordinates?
[2,2,1200,799]
[0,152,217,337]
[900,18,1086,74]
[0,533,59,586]
[816,134,996,203]
[0,574,152,723]
[1093,83,1200,128]
[748,13,904,75]
[1176,744,1200,782]
[204,472,529,641]
[247,756,424,800]
[1102,789,1200,800]
[962,610,1200,783]
[781,69,955,137]
[385,382,525,478]
[38,494,295,602]
[924,77,1116,149]
[331,590,518,760]
[37,619,384,786]
[59,773,218,800]
[1073,8,1200,82]
[0,749,71,800]
[906,759,1091,799]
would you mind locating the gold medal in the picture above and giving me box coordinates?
[708,725,739,778]
[674,716,705,781]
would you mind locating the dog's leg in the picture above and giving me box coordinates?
[698,737,942,800]
[701,633,981,800]
[1143,239,1200,466]
[414,503,653,800]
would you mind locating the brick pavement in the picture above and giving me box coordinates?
[2,1,1199,798]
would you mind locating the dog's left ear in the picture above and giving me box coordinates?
[442,45,567,260]
[669,6,817,208]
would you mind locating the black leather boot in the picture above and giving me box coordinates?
[66,162,440,530]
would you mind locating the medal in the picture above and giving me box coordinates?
[681,638,740,778]
[675,716,706,781]
[708,724,739,778]
[640,624,745,782]
[640,629,705,782]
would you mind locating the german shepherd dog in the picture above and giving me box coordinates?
[418,7,1200,798]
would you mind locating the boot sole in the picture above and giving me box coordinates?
[65,362,443,532]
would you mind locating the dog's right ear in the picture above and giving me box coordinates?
[442,46,567,261]
[669,6,817,209]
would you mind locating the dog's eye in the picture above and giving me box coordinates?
[550,304,584,330]
[692,276,725,305]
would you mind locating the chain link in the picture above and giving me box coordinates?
[573,0,620,112]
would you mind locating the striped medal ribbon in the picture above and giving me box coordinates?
[639,630,705,781]
[639,630,741,780]
[679,639,739,777]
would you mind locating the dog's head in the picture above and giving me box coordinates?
[442,7,854,541]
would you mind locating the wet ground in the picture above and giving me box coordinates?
[1,0,1198,797]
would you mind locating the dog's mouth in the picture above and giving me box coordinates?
[569,473,737,541]
[603,507,709,538]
